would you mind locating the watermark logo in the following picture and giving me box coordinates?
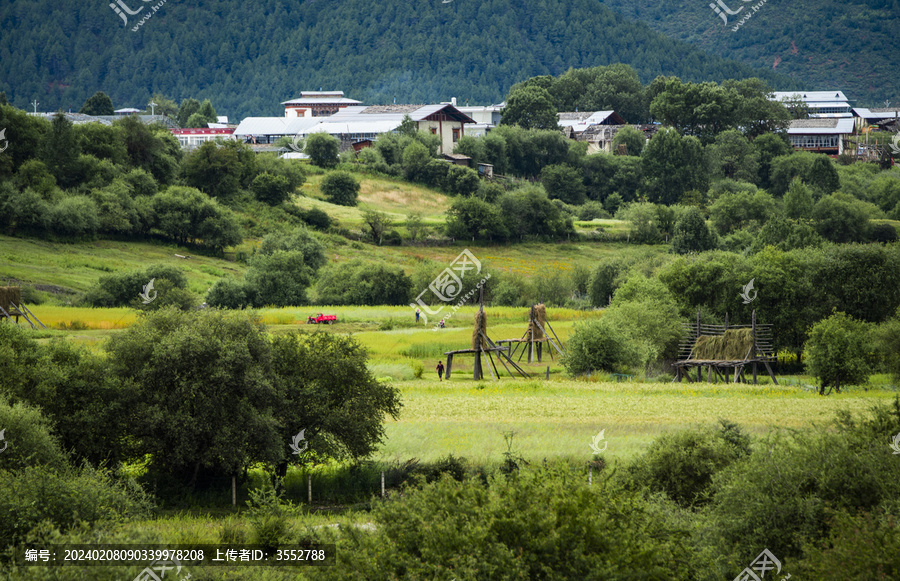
[134,556,190,581]
[734,548,789,581]
[410,249,483,326]
[139,279,158,304]
[889,133,900,156]
[589,429,607,454]
[286,133,304,154]
[288,429,308,455]
[0,128,8,153]
[110,0,150,25]
[0,429,7,453]
[709,0,748,24]
[740,278,758,304]
[890,433,900,455]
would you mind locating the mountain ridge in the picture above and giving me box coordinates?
[0,0,799,120]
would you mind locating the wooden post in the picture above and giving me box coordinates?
[589,466,593,486]
[473,348,482,380]
[446,354,453,379]
[232,475,236,506]
[546,366,549,380]
[308,474,312,504]
[381,471,385,498]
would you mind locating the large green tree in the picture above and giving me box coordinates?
[500,85,559,131]
[805,312,872,395]
[641,128,707,205]
[79,91,115,116]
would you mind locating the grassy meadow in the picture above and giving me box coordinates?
[13,301,897,469]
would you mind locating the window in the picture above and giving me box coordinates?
[430,127,437,135]
[452,128,460,142]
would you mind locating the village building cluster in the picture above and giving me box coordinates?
[33,89,900,161]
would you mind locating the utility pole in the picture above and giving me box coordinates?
[149,101,157,116]
[31,99,39,114]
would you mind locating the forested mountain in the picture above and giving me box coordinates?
[0,0,798,120]
[598,0,899,106]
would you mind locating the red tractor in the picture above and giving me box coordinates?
[307,313,337,325]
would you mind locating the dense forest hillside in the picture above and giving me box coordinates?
[599,0,899,106]
[0,0,797,120]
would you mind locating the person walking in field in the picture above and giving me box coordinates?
[415,308,420,322]
[436,360,444,381]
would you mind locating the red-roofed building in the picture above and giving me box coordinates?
[170,127,236,150]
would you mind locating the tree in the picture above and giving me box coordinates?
[150,186,242,250]
[445,196,508,241]
[750,216,823,253]
[116,115,182,185]
[611,125,645,156]
[617,202,663,243]
[269,332,401,466]
[806,156,840,195]
[315,259,413,305]
[805,312,872,395]
[649,78,739,142]
[251,172,293,205]
[176,98,201,128]
[783,178,814,219]
[444,165,480,196]
[402,140,432,182]
[321,171,359,206]
[180,140,255,199]
[812,194,870,243]
[671,207,717,254]
[103,308,283,484]
[500,85,559,130]
[641,128,707,205]
[79,91,114,116]
[498,186,573,239]
[561,318,636,375]
[540,164,586,205]
[246,250,314,307]
[362,209,391,245]
[259,228,327,271]
[706,130,759,182]
[41,112,82,189]
[708,189,775,235]
[305,133,340,168]
[752,132,792,190]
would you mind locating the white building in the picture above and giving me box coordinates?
[786,118,855,154]
[771,91,852,118]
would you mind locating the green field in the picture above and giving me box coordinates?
[10,302,895,468]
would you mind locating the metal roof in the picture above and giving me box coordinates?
[233,117,321,136]
[303,119,403,135]
[282,97,363,106]
[787,118,855,134]
[772,91,848,102]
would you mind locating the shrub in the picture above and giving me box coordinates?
[322,463,690,580]
[561,317,636,375]
[304,133,340,168]
[251,172,293,206]
[0,398,68,472]
[0,465,152,545]
[207,278,252,309]
[301,207,332,230]
[321,171,360,206]
[804,311,872,394]
[626,420,751,508]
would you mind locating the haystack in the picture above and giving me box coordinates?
[526,303,546,341]
[693,328,754,361]
[0,286,22,313]
[472,309,488,350]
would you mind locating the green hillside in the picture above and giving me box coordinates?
[0,0,797,119]
[599,0,899,105]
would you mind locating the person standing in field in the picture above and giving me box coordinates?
[436,360,444,381]
[416,308,420,322]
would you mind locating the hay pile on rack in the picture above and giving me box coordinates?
[526,303,546,341]
[693,328,754,361]
[472,309,488,350]
[0,286,22,313]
